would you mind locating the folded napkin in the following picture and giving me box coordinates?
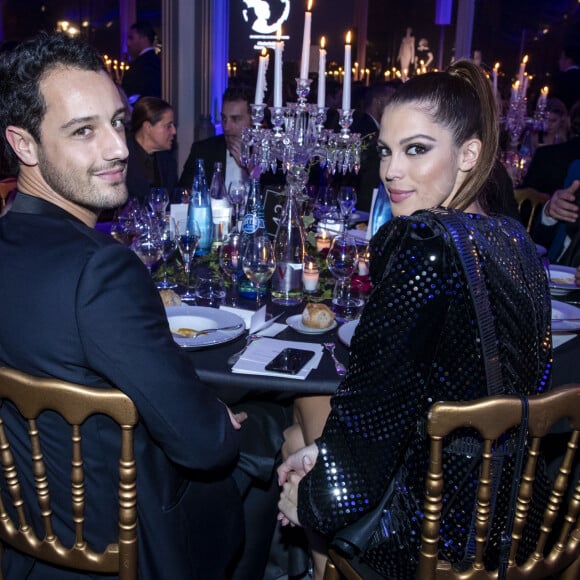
[232,338,323,380]
[219,305,285,336]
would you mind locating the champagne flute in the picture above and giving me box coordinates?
[157,217,178,289]
[219,232,242,307]
[133,226,163,276]
[337,186,357,233]
[227,180,247,232]
[177,221,201,301]
[147,187,170,220]
[242,235,275,310]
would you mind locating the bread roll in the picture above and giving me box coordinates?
[302,303,335,329]
[160,289,182,307]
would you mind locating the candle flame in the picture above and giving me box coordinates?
[261,47,267,57]
[307,0,313,11]
[494,62,500,71]
[542,85,549,95]
[513,80,520,89]
[346,30,352,44]
[522,54,528,64]
[320,36,326,49]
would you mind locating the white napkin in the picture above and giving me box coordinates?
[219,305,285,336]
[231,338,323,380]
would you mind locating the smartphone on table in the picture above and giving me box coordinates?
[265,348,315,375]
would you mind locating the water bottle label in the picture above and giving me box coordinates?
[242,214,260,234]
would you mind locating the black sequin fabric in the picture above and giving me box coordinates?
[298,209,552,578]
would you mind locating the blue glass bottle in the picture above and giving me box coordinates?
[187,158,213,255]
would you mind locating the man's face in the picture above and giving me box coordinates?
[221,99,251,152]
[127,29,145,59]
[35,67,129,211]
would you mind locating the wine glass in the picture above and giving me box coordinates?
[147,187,169,220]
[326,234,359,280]
[241,235,275,310]
[219,232,242,307]
[227,180,247,232]
[157,217,178,289]
[177,221,201,301]
[337,186,357,233]
[133,225,163,277]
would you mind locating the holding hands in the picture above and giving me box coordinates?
[277,443,319,527]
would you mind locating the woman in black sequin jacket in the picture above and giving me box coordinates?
[278,60,552,578]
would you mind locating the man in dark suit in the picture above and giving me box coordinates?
[521,101,580,195]
[121,20,162,104]
[0,33,243,579]
[551,38,580,113]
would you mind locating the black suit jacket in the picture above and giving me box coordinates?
[0,193,243,579]
[551,68,580,112]
[122,49,161,101]
[126,133,178,204]
[522,136,580,194]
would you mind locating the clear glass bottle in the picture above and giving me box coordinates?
[271,190,306,305]
[187,158,213,255]
[209,162,230,247]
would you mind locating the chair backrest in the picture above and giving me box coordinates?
[418,384,580,580]
[0,367,139,579]
[514,187,550,233]
[0,178,17,212]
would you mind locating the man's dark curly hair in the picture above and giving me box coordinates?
[0,32,104,174]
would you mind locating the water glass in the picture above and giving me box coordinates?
[195,275,226,308]
[331,278,365,323]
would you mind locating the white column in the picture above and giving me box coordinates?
[453,0,475,61]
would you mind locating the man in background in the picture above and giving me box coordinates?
[122,19,162,104]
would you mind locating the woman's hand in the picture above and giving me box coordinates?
[278,471,303,527]
[277,443,319,485]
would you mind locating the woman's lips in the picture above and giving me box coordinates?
[387,188,413,203]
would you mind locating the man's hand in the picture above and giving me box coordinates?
[546,180,580,223]
[226,406,247,430]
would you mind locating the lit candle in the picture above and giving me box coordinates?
[254,47,269,105]
[342,31,352,110]
[492,62,499,99]
[354,61,359,81]
[274,28,284,108]
[317,36,327,108]
[299,0,313,80]
[302,261,320,292]
[539,85,549,108]
[316,230,331,252]
[518,54,528,87]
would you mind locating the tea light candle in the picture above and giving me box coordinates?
[302,261,319,292]
[316,230,331,252]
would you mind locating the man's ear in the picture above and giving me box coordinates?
[5,126,39,166]
[458,138,482,172]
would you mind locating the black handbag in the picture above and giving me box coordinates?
[327,210,529,579]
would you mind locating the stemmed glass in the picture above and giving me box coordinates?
[219,232,242,307]
[157,217,178,289]
[133,225,163,277]
[326,235,361,322]
[177,221,201,301]
[147,187,169,220]
[227,180,247,232]
[241,235,276,310]
[337,186,357,233]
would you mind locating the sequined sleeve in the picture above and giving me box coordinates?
[298,216,465,535]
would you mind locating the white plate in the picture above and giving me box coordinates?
[166,305,245,349]
[349,211,370,224]
[551,300,580,333]
[549,265,578,296]
[286,314,337,335]
[338,319,360,347]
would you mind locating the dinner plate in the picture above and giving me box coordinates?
[349,210,370,224]
[549,265,578,296]
[551,300,580,333]
[286,314,337,335]
[166,305,245,349]
[338,319,360,347]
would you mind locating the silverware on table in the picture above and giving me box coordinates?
[323,342,347,376]
[172,322,245,338]
[227,334,261,365]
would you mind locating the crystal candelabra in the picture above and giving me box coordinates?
[241,78,362,200]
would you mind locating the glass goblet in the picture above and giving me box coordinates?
[133,227,163,276]
[157,217,178,289]
[227,180,247,232]
[326,234,359,280]
[241,235,275,310]
[177,221,201,301]
[147,187,169,220]
[219,232,242,307]
[337,186,357,233]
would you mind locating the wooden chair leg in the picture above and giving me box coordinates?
[323,557,341,580]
